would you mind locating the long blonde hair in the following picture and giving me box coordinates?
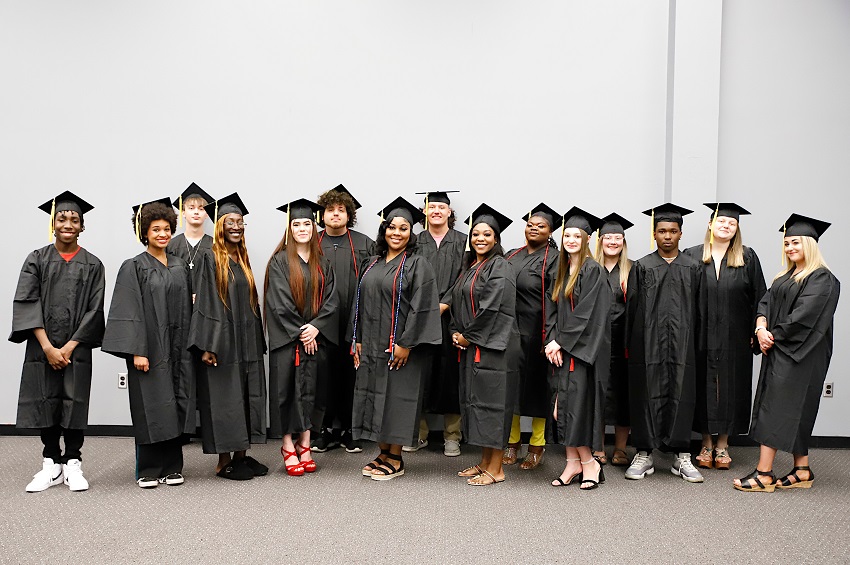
[594,237,630,293]
[212,215,260,314]
[775,235,830,283]
[701,224,744,267]
[553,229,592,301]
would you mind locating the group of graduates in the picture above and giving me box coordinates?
[12,183,840,494]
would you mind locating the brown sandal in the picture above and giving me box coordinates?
[457,465,484,477]
[696,446,713,469]
[519,446,544,470]
[713,447,731,470]
[502,444,519,465]
[467,469,504,486]
[611,449,629,466]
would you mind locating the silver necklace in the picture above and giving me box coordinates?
[185,238,201,269]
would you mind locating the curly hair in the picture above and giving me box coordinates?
[317,189,357,228]
[132,202,177,246]
[375,218,419,257]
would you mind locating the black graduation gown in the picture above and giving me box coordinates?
[188,251,267,454]
[266,252,339,437]
[603,261,631,427]
[749,268,839,455]
[102,252,196,445]
[11,245,105,430]
[547,259,611,450]
[684,245,767,436]
[349,253,442,445]
[626,250,701,450]
[418,228,466,414]
[166,233,212,292]
[451,255,520,449]
[505,243,558,419]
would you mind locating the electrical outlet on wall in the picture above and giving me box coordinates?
[823,382,833,398]
[118,372,127,389]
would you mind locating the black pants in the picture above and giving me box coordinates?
[41,426,84,463]
[137,436,184,479]
[320,342,356,432]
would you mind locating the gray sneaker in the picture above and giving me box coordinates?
[402,439,428,453]
[443,440,461,457]
[625,451,655,480]
[671,453,704,483]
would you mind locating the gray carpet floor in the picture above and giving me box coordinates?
[1,436,848,564]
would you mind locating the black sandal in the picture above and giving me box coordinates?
[733,468,776,492]
[370,453,404,481]
[776,466,814,490]
[580,457,606,491]
[362,449,391,477]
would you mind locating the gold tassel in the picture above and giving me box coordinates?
[135,204,143,243]
[48,198,56,243]
[214,201,219,224]
[709,203,719,245]
[650,208,655,251]
[561,214,566,254]
[424,195,429,231]
[179,195,183,228]
[465,232,470,252]
[380,210,384,222]
[285,204,290,245]
[781,222,786,266]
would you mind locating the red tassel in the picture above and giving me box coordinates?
[624,348,629,359]
[458,349,462,363]
[474,347,481,363]
[295,345,300,367]
[569,357,575,372]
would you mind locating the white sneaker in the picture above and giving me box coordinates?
[26,458,63,493]
[63,459,89,492]
[671,452,704,483]
[625,451,655,480]
[402,439,428,452]
[443,440,461,457]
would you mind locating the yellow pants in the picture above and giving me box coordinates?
[508,414,546,446]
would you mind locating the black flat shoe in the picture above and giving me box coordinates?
[216,459,254,481]
[240,456,268,477]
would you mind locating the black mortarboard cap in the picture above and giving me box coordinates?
[642,203,693,227]
[599,212,634,236]
[204,192,249,221]
[277,198,324,222]
[465,203,513,235]
[522,203,560,230]
[781,213,831,241]
[703,202,750,222]
[173,182,214,209]
[378,197,426,226]
[561,206,603,234]
[415,190,460,205]
[132,197,174,216]
[328,184,362,210]
[38,191,95,217]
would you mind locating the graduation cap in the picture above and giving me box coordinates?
[643,203,693,249]
[780,213,831,242]
[327,184,362,210]
[465,203,513,235]
[599,212,634,236]
[560,206,603,234]
[703,202,750,222]
[204,192,250,223]
[416,190,460,230]
[277,198,323,245]
[39,191,95,243]
[173,182,214,209]
[377,197,426,226]
[522,203,560,230]
[131,197,174,243]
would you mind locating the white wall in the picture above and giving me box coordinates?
[0,1,846,437]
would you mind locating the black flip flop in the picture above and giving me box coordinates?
[216,459,254,481]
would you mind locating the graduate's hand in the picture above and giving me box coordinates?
[545,340,563,366]
[202,351,218,367]
[58,341,78,365]
[387,345,410,370]
[44,346,69,370]
[304,340,318,355]
[452,333,469,349]
[300,324,319,344]
[353,343,362,369]
[133,355,150,372]
[757,329,774,354]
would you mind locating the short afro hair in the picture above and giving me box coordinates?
[317,189,357,228]
[133,202,177,246]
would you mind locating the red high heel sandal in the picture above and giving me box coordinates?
[296,444,317,473]
[281,447,305,477]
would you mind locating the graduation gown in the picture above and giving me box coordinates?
[603,261,631,427]
[749,268,839,455]
[166,233,212,292]
[349,253,442,446]
[11,245,105,430]
[505,243,558,419]
[188,251,267,454]
[626,251,701,450]
[266,252,339,437]
[684,245,767,436]
[418,228,466,414]
[451,255,520,449]
[547,259,611,450]
[102,252,196,445]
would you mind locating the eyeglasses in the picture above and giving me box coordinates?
[602,235,624,242]
[224,220,246,228]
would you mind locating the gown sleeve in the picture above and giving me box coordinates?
[394,256,442,349]
[552,261,611,364]
[9,250,46,343]
[747,247,768,354]
[769,269,840,362]
[265,253,308,350]
[70,257,106,347]
[309,259,340,345]
[459,259,514,349]
[187,250,225,355]
[101,258,147,359]
[542,248,559,342]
